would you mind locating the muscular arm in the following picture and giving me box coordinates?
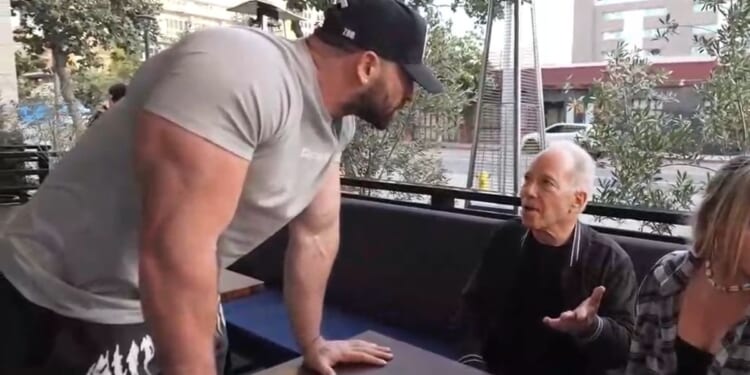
[135,112,250,374]
[284,163,341,353]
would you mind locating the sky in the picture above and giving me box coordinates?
[438,0,575,66]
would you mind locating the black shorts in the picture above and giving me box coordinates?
[0,275,228,375]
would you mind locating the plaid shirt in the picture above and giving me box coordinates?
[627,250,750,375]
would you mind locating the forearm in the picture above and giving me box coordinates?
[578,266,636,367]
[578,316,631,367]
[140,228,219,374]
[284,224,339,352]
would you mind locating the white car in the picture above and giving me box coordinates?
[521,123,592,153]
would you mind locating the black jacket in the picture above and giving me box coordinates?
[458,219,637,375]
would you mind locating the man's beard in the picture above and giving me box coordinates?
[344,84,395,130]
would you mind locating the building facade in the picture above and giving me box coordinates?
[158,0,244,47]
[158,0,321,47]
[0,0,17,104]
[541,58,715,125]
[572,0,722,62]
[298,8,324,36]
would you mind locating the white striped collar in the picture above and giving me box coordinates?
[520,222,582,266]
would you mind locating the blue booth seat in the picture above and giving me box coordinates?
[223,288,457,360]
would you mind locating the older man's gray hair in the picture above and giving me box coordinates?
[537,141,597,202]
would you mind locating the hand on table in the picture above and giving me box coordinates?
[303,337,394,375]
[543,286,605,335]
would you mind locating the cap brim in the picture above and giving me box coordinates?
[402,64,444,94]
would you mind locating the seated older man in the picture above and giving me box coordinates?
[458,141,637,375]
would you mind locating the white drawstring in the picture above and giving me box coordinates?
[570,222,581,267]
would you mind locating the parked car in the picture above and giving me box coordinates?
[521,122,592,153]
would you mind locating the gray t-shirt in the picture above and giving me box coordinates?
[0,27,355,324]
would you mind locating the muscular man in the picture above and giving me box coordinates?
[458,142,637,375]
[0,0,443,374]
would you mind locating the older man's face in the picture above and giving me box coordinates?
[520,150,581,230]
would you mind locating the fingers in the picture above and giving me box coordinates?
[560,310,576,320]
[357,341,393,362]
[542,316,563,329]
[575,307,588,320]
[542,316,558,326]
[307,359,336,375]
[338,340,393,366]
[543,310,577,330]
[588,286,606,309]
[352,340,392,354]
[344,350,390,366]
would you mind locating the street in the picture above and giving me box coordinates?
[435,146,727,236]
[438,146,719,193]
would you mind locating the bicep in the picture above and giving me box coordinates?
[135,111,250,251]
[289,163,341,245]
[142,30,290,162]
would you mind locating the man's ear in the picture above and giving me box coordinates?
[573,190,588,212]
[355,51,381,87]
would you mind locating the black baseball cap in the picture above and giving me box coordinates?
[316,0,444,94]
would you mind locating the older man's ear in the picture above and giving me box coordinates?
[573,191,588,213]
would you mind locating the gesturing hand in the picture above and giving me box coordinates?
[543,286,605,335]
[303,337,394,375]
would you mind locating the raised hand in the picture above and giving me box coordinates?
[543,286,605,335]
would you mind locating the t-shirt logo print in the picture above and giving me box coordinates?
[86,335,156,375]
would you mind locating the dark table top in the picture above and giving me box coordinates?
[219,269,264,302]
[254,330,490,375]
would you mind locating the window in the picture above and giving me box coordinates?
[643,8,668,18]
[644,28,661,39]
[603,31,623,41]
[693,0,707,13]
[560,125,589,133]
[603,11,624,21]
[545,124,564,133]
[595,0,644,5]
[693,24,719,35]
[691,45,708,56]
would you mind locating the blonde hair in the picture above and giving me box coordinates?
[693,155,750,280]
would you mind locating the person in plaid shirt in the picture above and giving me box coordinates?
[627,155,750,375]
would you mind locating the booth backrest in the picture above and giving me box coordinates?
[324,199,499,338]
[608,234,684,282]
[229,197,683,338]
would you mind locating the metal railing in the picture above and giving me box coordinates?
[341,177,691,244]
[0,145,60,203]
[0,145,691,241]
[341,177,690,224]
